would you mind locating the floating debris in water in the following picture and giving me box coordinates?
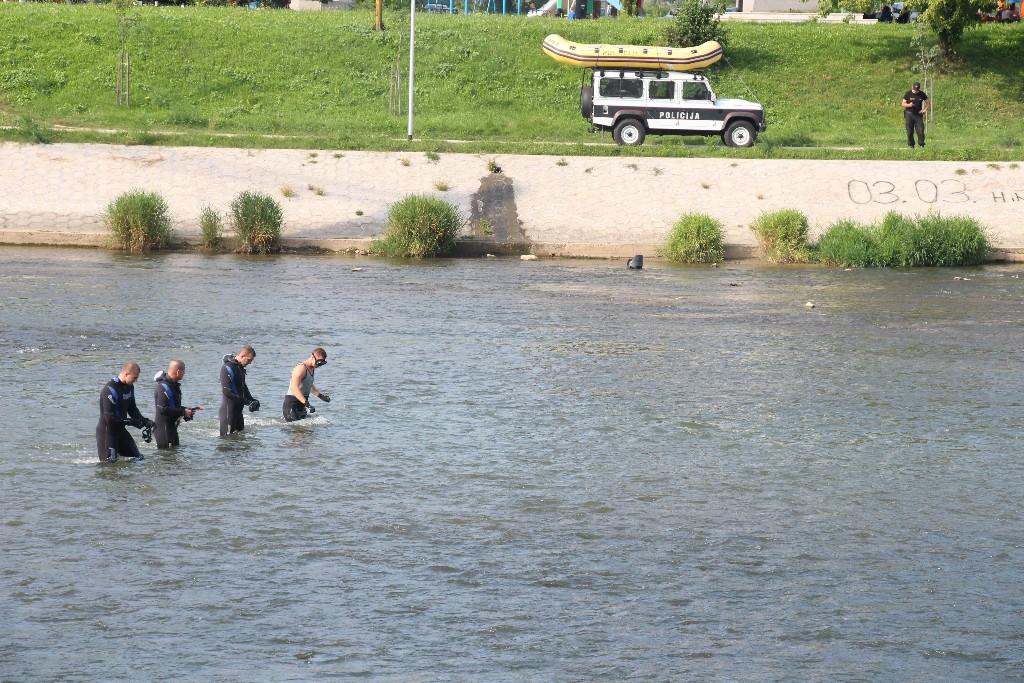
[804,301,815,308]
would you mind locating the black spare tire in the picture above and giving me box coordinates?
[580,84,593,120]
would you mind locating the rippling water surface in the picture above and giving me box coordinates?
[1,247,1023,681]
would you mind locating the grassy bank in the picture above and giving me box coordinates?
[1,5,1021,159]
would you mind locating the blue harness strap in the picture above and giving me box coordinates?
[160,382,177,410]
[225,364,240,397]
[108,379,123,418]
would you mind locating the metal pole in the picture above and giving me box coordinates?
[407,0,415,141]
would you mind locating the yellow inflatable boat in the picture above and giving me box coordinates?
[542,34,723,72]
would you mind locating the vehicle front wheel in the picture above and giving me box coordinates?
[613,119,646,147]
[723,121,756,148]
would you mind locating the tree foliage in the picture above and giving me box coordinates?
[920,0,982,58]
[663,0,728,49]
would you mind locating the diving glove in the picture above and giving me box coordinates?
[318,393,331,403]
[248,400,261,412]
[305,402,315,414]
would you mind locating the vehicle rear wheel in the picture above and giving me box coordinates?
[613,119,645,147]
[723,120,756,148]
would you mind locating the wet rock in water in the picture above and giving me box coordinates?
[521,254,538,261]
[805,301,815,308]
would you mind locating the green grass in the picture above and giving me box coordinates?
[373,194,462,257]
[0,5,1021,160]
[199,205,223,250]
[816,213,990,267]
[104,189,174,252]
[815,219,881,266]
[750,209,813,263]
[661,213,725,263]
[231,190,283,254]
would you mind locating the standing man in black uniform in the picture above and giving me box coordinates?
[220,345,259,436]
[901,81,929,149]
[96,362,155,463]
[153,359,203,449]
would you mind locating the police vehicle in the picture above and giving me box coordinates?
[581,69,766,147]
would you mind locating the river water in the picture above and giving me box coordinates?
[1,247,1022,681]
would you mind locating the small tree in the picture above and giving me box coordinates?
[920,0,981,59]
[664,0,728,49]
[113,0,135,107]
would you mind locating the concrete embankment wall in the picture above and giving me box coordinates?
[1,142,1022,258]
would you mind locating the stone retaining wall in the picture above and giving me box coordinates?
[1,142,1022,259]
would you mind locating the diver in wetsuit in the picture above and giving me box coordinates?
[220,345,259,436]
[283,347,330,422]
[153,359,203,449]
[96,362,155,463]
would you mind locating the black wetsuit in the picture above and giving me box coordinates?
[154,372,188,449]
[220,356,256,436]
[96,377,149,462]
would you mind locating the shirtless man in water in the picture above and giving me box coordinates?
[283,347,330,422]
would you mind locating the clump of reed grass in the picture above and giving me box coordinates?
[199,206,223,251]
[372,194,461,258]
[750,209,813,263]
[661,213,725,263]
[104,189,174,252]
[231,191,282,254]
[815,212,990,267]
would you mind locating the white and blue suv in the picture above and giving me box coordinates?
[581,69,766,147]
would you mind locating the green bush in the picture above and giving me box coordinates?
[372,195,462,258]
[199,206,222,250]
[816,213,990,267]
[230,191,282,254]
[750,209,812,263]
[663,0,728,49]
[661,213,725,263]
[815,219,880,267]
[877,212,989,267]
[104,189,174,252]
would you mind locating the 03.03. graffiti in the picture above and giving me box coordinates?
[846,179,973,205]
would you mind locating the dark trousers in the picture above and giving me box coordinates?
[283,395,309,422]
[155,418,179,449]
[219,400,245,436]
[96,424,141,462]
[905,111,925,147]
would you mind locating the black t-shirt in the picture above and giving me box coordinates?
[903,90,928,114]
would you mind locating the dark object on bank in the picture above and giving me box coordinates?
[628,255,644,270]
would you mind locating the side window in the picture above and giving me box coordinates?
[682,82,711,101]
[599,78,643,99]
[648,81,675,100]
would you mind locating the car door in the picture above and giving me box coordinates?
[680,81,721,132]
[645,79,678,132]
